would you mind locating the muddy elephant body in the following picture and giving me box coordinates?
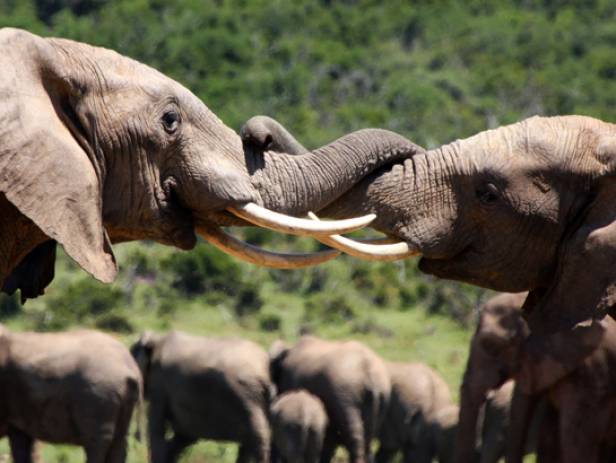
[375,362,456,463]
[0,326,142,463]
[270,390,328,463]
[270,336,390,463]
[131,331,273,463]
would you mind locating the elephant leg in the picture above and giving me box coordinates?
[236,443,256,463]
[403,444,433,463]
[319,430,338,463]
[166,433,195,463]
[104,402,135,463]
[270,443,282,463]
[535,405,559,463]
[245,407,271,463]
[148,396,170,463]
[306,429,324,463]
[339,408,366,463]
[374,444,397,463]
[84,440,113,463]
[560,406,603,463]
[8,427,35,463]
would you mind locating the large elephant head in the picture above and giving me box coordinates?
[242,115,616,331]
[455,292,605,463]
[0,29,421,298]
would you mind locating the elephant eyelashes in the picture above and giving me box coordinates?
[162,110,181,134]
[476,183,499,204]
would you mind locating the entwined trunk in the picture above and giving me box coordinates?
[250,129,422,216]
[320,146,462,256]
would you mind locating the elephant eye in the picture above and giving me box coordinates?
[162,110,181,134]
[476,183,499,205]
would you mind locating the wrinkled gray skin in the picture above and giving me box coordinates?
[241,115,616,335]
[270,390,328,463]
[457,293,611,463]
[0,326,142,463]
[375,362,456,463]
[269,337,391,463]
[0,29,421,300]
[479,380,541,463]
[131,331,274,463]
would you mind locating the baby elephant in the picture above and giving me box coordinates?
[0,325,142,463]
[131,331,274,463]
[270,336,391,463]
[376,362,456,463]
[270,390,328,463]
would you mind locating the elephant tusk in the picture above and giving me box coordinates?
[196,222,341,269]
[227,202,376,236]
[307,212,420,261]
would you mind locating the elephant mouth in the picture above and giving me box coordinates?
[417,243,484,283]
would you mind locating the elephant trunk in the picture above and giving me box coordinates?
[318,146,463,259]
[250,129,422,216]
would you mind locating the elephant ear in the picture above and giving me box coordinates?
[0,30,116,284]
[522,130,616,335]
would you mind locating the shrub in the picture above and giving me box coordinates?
[42,277,124,329]
[0,294,20,319]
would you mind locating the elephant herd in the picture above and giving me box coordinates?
[4,27,616,463]
[5,290,615,462]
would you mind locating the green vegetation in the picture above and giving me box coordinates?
[1,0,612,460]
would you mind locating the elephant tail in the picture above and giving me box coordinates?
[263,378,277,407]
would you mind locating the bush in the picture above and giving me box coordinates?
[42,277,124,329]
[161,244,241,297]
[258,311,281,332]
[0,294,20,319]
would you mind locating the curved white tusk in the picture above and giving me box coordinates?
[307,212,420,261]
[196,223,340,269]
[227,202,375,237]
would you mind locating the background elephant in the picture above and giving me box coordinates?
[240,115,616,336]
[375,361,456,463]
[0,28,422,299]
[269,336,391,463]
[479,380,541,463]
[456,292,616,463]
[131,331,274,463]
[270,390,328,463]
[0,326,142,463]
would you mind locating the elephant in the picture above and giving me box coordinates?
[270,390,329,463]
[0,29,423,300]
[375,361,456,463]
[456,292,616,463]
[269,336,391,463]
[0,325,142,463]
[240,114,616,337]
[130,331,274,463]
